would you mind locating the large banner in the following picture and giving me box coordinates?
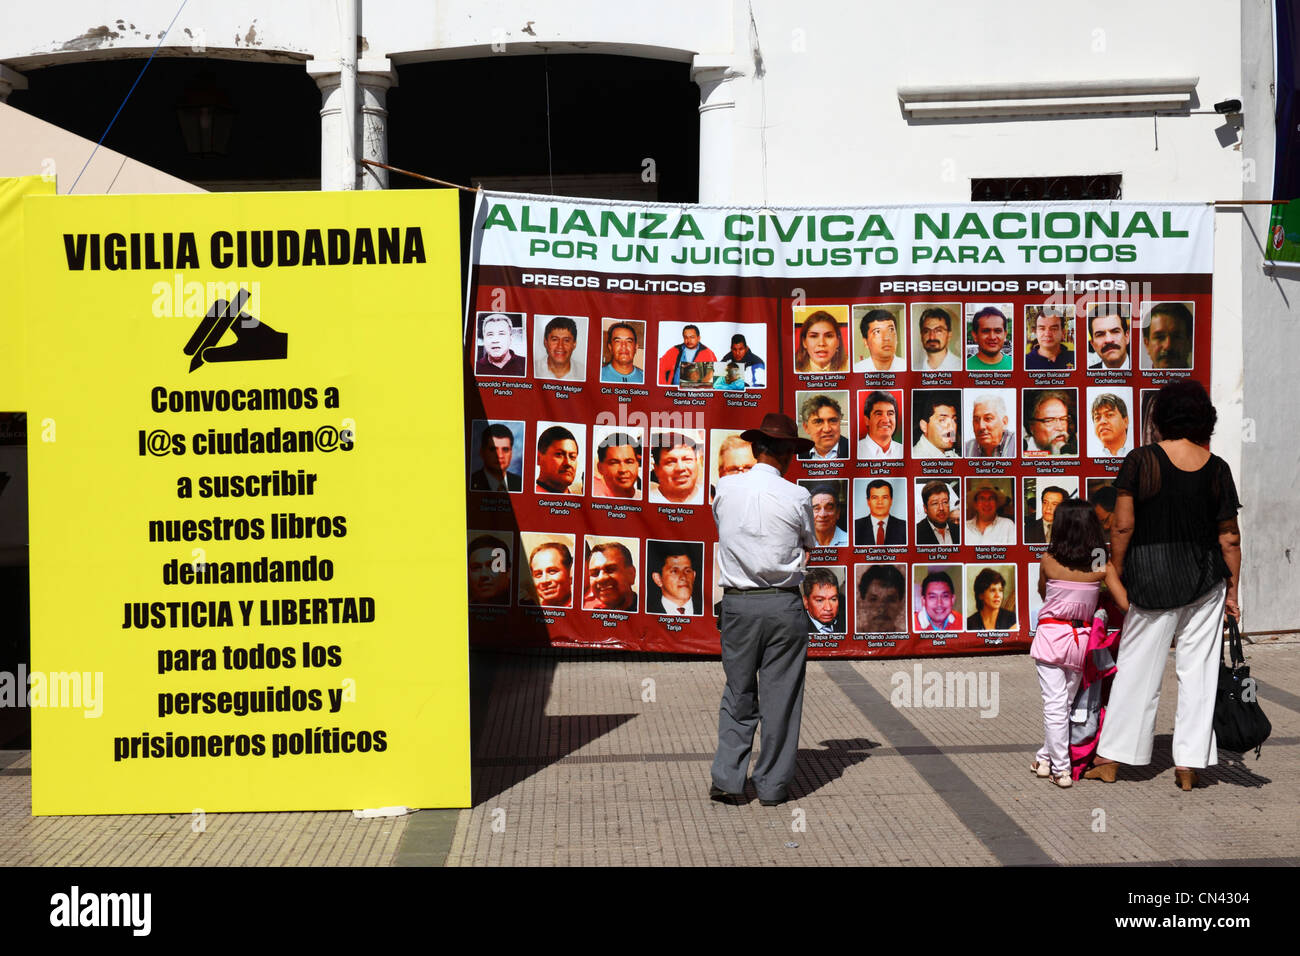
[465,194,1212,657]
[1267,0,1300,260]
[20,190,470,814]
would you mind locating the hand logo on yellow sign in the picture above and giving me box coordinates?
[183,289,288,372]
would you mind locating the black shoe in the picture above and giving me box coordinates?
[759,795,787,807]
[709,784,744,805]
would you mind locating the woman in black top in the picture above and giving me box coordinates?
[1087,381,1242,790]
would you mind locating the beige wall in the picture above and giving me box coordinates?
[0,102,202,194]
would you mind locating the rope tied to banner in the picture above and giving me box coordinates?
[360,160,478,192]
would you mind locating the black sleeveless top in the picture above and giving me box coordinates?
[1113,444,1240,610]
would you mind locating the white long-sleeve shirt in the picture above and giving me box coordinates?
[713,463,816,589]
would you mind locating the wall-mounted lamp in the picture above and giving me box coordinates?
[175,72,235,157]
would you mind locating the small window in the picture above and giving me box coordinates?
[972,176,1122,202]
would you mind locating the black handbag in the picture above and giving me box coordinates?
[1212,615,1271,758]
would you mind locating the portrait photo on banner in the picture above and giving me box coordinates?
[965,563,1018,633]
[911,388,962,459]
[1085,301,1132,371]
[473,310,528,378]
[911,302,963,372]
[913,477,961,547]
[1138,300,1195,371]
[962,387,1018,459]
[647,427,706,506]
[591,424,645,501]
[799,478,850,550]
[796,389,851,460]
[1086,386,1134,459]
[855,388,905,461]
[963,302,1015,372]
[1022,387,1080,459]
[912,563,964,633]
[468,419,526,494]
[851,303,907,373]
[644,539,705,616]
[853,476,908,548]
[1086,476,1118,503]
[963,476,1017,547]
[1087,477,1118,534]
[1024,305,1077,371]
[534,421,586,496]
[654,319,768,390]
[1023,476,1080,546]
[533,313,588,382]
[792,304,849,374]
[582,534,641,613]
[708,428,756,503]
[717,324,768,388]
[802,565,848,636]
[598,317,648,384]
[468,530,514,608]
[853,561,908,635]
[518,532,578,609]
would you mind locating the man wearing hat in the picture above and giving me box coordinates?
[710,413,817,806]
[964,482,1016,545]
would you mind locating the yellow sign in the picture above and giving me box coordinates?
[0,175,56,409]
[21,190,470,814]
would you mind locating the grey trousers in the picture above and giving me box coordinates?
[711,590,809,800]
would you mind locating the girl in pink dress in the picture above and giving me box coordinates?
[1029,500,1128,788]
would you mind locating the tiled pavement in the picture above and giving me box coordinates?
[446,641,1300,867]
[2,640,1297,866]
[0,748,406,866]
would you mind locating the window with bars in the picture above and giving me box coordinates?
[972,175,1122,202]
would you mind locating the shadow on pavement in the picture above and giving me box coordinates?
[469,649,637,805]
[787,737,880,801]
[1109,733,1275,789]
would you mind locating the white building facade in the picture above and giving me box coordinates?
[1,1,1293,635]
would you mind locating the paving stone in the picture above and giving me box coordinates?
[3,642,1296,866]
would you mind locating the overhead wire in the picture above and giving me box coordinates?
[68,0,191,194]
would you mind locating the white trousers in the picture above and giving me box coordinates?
[1097,581,1226,768]
[1036,661,1083,775]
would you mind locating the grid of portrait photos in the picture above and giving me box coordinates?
[470,309,771,391]
[782,297,1195,466]
[463,286,1206,654]
[769,291,1203,652]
